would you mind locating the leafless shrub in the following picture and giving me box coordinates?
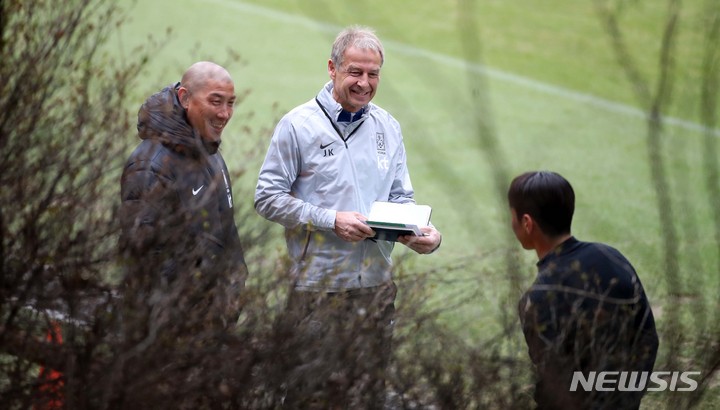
[0,1,558,409]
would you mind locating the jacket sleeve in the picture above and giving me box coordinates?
[119,156,182,279]
[519,289,559,366]
[254,115,336,230]
[120,162,170,255]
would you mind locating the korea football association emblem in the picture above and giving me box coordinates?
[376,132,389,170]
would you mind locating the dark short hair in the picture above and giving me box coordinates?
[507,171,575,237]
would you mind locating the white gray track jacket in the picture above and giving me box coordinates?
[255,82,415,291]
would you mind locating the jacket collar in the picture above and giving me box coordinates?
[317,81,370,124]
[537,236,580,269]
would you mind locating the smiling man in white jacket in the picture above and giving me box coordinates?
[255,25,442,407]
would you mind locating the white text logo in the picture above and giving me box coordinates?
[570,371,700,392]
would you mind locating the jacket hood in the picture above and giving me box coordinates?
[137,83,209,156]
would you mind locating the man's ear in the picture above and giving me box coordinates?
[521,214,533,233]
[327,59,336,80]
[177,86,189,109]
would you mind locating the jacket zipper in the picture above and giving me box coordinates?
[315,97,365,145]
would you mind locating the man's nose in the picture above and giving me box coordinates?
[356,73,369,87]
[218,106,231,119]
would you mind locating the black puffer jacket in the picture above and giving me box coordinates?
[119,83,247,292]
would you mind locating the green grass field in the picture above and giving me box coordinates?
[115,0,719,405]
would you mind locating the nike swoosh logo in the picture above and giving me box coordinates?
[192,185,204,196]
[320,141,336,149]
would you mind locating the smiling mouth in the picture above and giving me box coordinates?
[351,89,370,98]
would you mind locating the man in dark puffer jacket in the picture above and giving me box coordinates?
[119,61,247,334]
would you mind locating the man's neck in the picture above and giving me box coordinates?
[337,107,364,123]
[535,233,573,260]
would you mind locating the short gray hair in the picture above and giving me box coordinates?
[330,25,384,68]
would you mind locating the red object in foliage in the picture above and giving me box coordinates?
[35,321,64,410]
